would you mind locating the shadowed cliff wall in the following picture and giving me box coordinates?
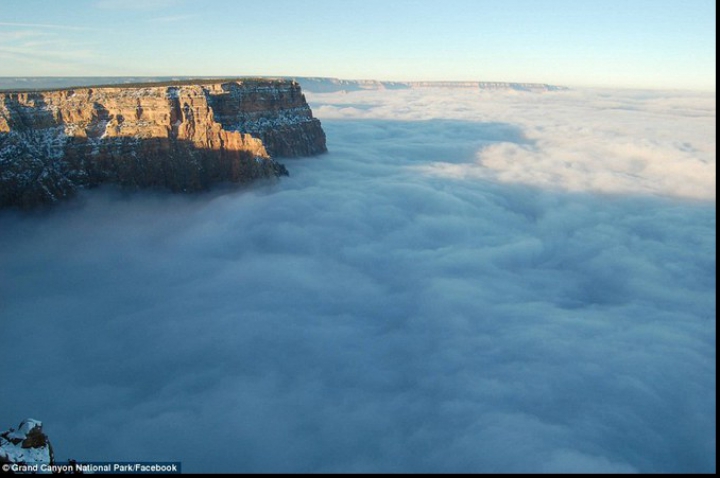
[0,79,326,209]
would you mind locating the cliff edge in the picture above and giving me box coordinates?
[0,79,327,209]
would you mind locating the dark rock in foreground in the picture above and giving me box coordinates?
[0,419,54,467]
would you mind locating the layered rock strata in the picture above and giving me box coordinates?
[0,79,326,209]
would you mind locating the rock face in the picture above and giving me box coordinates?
[0,419,54,466]
[0,79,327,209]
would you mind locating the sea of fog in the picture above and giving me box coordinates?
[0,86,715,473]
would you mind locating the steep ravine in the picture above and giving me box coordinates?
[0,79,327,209]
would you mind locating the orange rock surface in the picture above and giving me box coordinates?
[0,79,326,208]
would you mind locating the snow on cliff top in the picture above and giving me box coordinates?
[0,419,53,465]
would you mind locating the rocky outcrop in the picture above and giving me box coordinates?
[0,79,327,209]
[0,419,54,467]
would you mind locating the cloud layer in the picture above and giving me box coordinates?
[0,87,715,473]
[313,87,716,200]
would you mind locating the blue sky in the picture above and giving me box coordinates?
[0,0,715,90]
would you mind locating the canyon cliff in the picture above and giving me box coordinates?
[0,79,327,209]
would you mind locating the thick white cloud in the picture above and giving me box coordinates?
[314,87,716,200]
[0,86,715,473]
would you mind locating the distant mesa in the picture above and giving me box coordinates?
[0,78,327,209]
[0,76,569,94]
[294,78,569,93]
